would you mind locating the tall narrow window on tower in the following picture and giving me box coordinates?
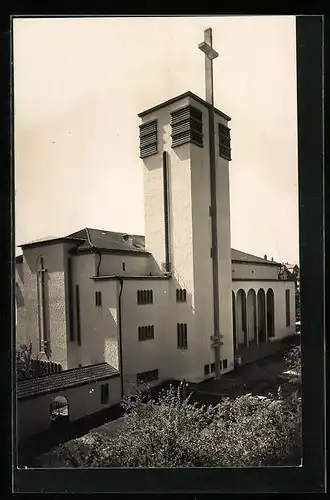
[139,120,158,158]
[171,105,203,148]
[218,123,232,160]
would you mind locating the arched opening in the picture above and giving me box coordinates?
[266,288,275,338]
[247,289,257,345]
[257,289,266,343]
[50,396,69,427]
[232,291,237,352]
[236,289,247,348]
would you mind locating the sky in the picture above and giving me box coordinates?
[13,16,299,264]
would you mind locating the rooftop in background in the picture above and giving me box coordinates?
[231,249,280,266]
[138,91,231,122]
[17,362,119,400]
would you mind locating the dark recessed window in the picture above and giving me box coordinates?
[285,289,291,326]
[223,359,228,370]
[95,291,102,307]
[137,289,153,305]
[204,364,210,375]
[101,383,109,404]
[137,369,159,385]
[218,123,232,161]
[139,120,158,158]
[138,325,155,341]
[122,262,126,271]
[177,323,188,349]
[171,105,203,148]
[210,362,215,373]
[176,288,187,303]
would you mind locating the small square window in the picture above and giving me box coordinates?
[223,359,228,369]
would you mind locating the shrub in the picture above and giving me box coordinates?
[285,344,301,381]
[38,382,301,468]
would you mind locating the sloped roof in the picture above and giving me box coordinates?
[17,227,280,265]
[231,249,280,266]
[17,362,119,400]
[67,228,147,254]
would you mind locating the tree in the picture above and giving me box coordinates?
[16,341,49,381]
[16,342,33,382]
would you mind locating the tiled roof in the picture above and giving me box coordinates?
[67,228,148,254]
[231,249,280,265]
[17,362,119,400]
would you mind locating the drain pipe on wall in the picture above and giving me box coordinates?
[162,151,171,273]
[118,278,124,399]
[86,228,102,277]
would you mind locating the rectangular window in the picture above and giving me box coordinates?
[101,383,109,404]
[95,291,102,307]
[137,369,159,385]
[223,359,228,370]
[285,289,291,326]
[204,364,210,375]
[138,325,155,341]
[122,262,126,271]
[177,323,188,349]
[210,362,215,373]
[76,285,81,346]
[176,288,187,303]
[67,258,74,341]
[137,289,153,305]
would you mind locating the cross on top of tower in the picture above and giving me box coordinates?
[198,28,219,105]
[198,28,219,60]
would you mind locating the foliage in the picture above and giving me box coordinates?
[16,341,49,381]
[285,344,301,381]
[16,342,33,382]
[36,381,301,468]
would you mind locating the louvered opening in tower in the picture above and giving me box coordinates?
[171,105,203,148]
[218,123,232,161]
[139,120,158,158]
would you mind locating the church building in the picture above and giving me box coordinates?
[15,91,296,411]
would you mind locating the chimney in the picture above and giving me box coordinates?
[271,257,274,262]
[264,254,267,260]
[123,234,134,247]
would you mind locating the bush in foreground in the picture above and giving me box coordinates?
[36,383,301,468]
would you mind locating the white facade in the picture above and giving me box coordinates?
[15,91,296,400]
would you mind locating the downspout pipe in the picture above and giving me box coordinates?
[118,278,124,399]
[208,84,221,380]
[162,151,171,273]
[86,228,102,277]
